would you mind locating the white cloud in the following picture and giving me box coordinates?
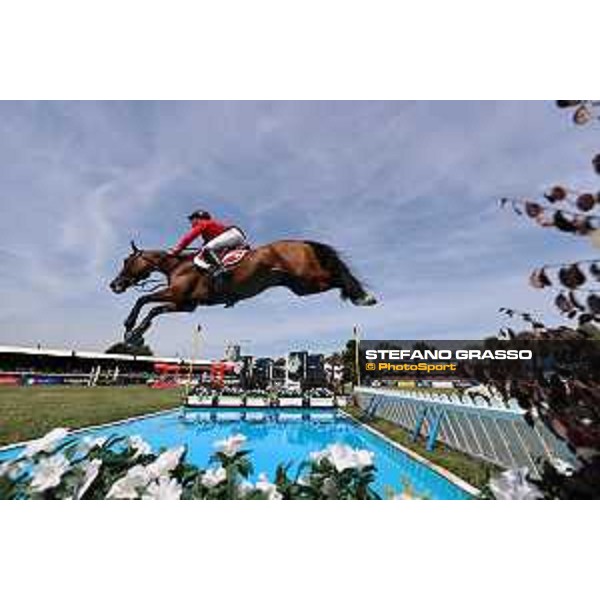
[0,101,597,356]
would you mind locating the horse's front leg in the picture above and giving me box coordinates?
[123,289,171,333]
[127,302,195,342]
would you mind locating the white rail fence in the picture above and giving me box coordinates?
[353,386,575,477]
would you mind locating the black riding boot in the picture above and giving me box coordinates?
[204,248,228,296]
[203,248,226,276]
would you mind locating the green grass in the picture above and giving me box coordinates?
[0,385,182,447]
[345,405,499,489]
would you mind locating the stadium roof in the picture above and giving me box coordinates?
[0,345,212,366]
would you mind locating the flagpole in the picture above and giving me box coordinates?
[187,324,202,394]
[354,324,361,387]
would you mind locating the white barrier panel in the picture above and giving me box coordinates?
[354,386,576,476]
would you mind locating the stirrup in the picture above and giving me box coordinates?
[193,255,212,271]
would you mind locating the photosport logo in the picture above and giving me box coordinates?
[358,339,600,381]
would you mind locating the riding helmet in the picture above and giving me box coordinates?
[188,209,211,221]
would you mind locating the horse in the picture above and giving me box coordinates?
[109,239,377,342]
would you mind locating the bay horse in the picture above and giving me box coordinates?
[109,240,377,343]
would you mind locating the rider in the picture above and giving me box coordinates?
[168,210,248,283]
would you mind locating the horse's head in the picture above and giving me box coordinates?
[109,241,157,294]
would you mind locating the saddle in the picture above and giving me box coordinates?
[190,245,251,272]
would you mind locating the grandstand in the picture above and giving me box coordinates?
[0,344,337,391]
[0,345,212,386]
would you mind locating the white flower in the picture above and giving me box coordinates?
[551,458,575,477]
[0,460,22,479]
[84,436,107,449]
[106,465,151,500]
[146,446,185,479]
[76,459,102,499]
[238,480,255,497]
[255,473,282,500]
[309,449,328,463]
[142,476,182,500]
[201,467,227,488]
[79,436,107,453]
[311,444,374,472]
[489,468,544,500]
[214,434,247,457]
[30,454,70,492]
[23,428,69,458]
[128,435,152,458]
[106,446,184,499]
[328,445,359,472]
[355,449,374,469]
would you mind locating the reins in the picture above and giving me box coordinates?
[128,248,202,292]
[130,250,193,293]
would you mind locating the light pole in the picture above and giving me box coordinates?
[186,324,202,393]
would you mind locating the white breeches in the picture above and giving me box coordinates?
[193,227,247,270]
[203,227,246,251]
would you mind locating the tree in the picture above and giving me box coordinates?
[105,340,154,357]
[341,339,358,384]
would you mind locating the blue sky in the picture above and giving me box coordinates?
[0,101,598,359]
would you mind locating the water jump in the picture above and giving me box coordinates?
[109,209,377,343]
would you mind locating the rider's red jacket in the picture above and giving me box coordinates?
[171,219,229,254]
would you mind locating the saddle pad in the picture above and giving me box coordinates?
[220,247,250,269]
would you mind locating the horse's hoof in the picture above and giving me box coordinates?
[352,292,378,307]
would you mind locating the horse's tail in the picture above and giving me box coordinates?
[304,241,377,306]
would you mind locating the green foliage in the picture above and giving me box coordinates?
[341,339,357,383]
[105,340,153,356]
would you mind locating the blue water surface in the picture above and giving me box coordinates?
[0,408,472,499]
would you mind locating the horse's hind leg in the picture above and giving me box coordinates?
[278,272,324,297]
[281,269,363,300]
[304,241,377,306]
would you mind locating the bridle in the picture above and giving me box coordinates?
[123,251,179,292]
[116,241,200,292]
